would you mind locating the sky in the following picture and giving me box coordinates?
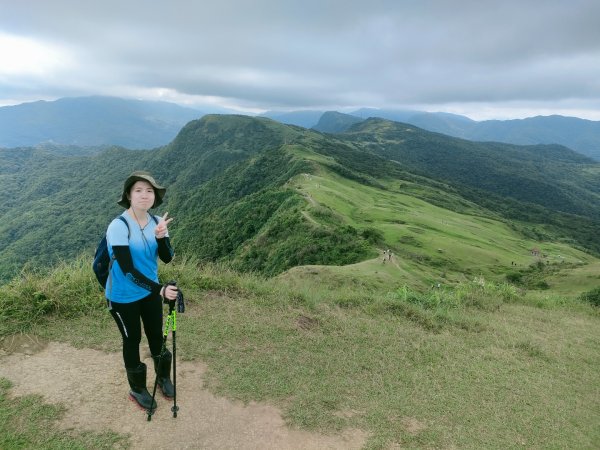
[1,0,600,120]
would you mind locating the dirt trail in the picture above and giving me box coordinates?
[0,336,366,449]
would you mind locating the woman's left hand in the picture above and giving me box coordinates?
[155,212,174,239]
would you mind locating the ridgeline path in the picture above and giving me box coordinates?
[0,335,367,449]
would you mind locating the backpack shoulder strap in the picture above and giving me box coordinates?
[151,214,160,225]
[107,215,131,302]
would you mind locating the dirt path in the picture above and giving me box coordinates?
[0,335,367,449]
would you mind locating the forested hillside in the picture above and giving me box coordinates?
[1,114,599,284]
[339,118,600,219]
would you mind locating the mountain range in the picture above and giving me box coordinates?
[1,113,599,288]
[268,109,600,161]
[1,96,600,161]
[0,96,205,149]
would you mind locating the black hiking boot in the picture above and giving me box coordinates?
[126,362,157,410]
[152,349,175,398]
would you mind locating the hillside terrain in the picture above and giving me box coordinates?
[1,253,598,448]
[348,109,600,160]
[339,118,600,219]
[267,108,600,161]
[0,96,203,149]
[1,114,599,295]
[312,111,363,133]
[284,161,598,291]
[1,114,599,448]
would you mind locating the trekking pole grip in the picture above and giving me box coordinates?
[165,280,177,312]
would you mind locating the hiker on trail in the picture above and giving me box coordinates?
[105,171,178,411]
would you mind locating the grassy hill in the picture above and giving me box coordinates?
[1,114,599,448]
[1,256,598,448]
[1,114,600,285]
[339,118,600,219]
[281,149,599,293]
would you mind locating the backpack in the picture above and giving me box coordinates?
[93,216,129,289]
[92,214,160,289]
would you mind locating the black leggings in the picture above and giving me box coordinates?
[109,294,163,369]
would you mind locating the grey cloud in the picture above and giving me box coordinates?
[1,0,600,117]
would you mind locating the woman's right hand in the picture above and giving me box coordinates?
[161,284,179,301]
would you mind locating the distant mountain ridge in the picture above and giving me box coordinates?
[312,111,363,133]
[3,96,599,159]
[259,110,325,128]
[0,96,205,149]
[264,108,600,161]
[397,113,600,161]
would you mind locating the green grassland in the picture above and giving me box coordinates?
[1,143,599,448]
[286,150,597,298]
[1,257,598,449]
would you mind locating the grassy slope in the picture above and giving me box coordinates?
[1,135,599,448]
[282,148,598,298]
[1,258,598,449]
[339,118,600,220]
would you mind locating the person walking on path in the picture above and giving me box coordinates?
[105,171,179,410]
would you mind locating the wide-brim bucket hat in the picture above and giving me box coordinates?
[117,171,166,208]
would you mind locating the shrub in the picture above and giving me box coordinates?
[505,271,523,284]
[579,287,600,307]
[360,227,384,245]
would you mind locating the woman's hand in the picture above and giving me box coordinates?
[161,284,179,301]
[155,212,173,239]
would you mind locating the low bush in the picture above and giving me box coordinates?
[505,271,523,283]
[579,287,600,307]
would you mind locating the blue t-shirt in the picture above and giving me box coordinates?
[105,211,166,303]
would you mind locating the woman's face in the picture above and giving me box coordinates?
[128,180,155,210]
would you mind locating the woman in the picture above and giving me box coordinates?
[106,171,178,410]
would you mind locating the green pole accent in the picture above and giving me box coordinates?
[163,314,172,337]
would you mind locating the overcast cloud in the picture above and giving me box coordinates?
[1,0,599,119]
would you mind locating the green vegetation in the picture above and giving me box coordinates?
[0,378,127,449]
[1,113,599,447]
[287,159,597,293]
[1,258,598,449]
[341,118,600,220]
[1,114,599,282]
[579,287,600,307]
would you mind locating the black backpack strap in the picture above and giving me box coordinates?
[107,215,131,303]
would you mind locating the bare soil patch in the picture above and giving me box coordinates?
[0,337,366,449]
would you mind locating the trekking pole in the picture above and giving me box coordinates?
[147,300,175,421]
[171,301,178,418]
[171,282,186,417]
